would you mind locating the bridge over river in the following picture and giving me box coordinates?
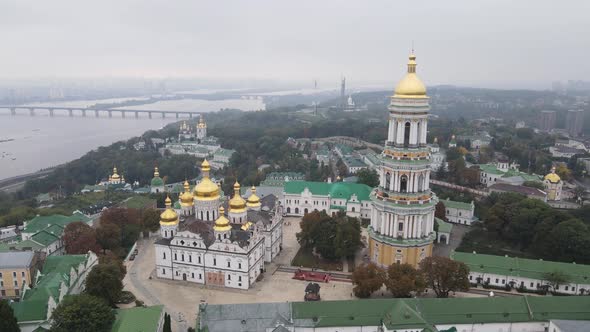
[0,105,205,119]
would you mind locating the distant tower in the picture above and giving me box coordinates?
[538,110,556,132]
[340,77,346,110]
[566,110,585,137]
[196,115,207,141]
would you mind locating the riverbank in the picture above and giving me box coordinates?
[0,167,58,192]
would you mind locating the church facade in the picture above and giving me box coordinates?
[368,53,438,268]
[155,160,284,290]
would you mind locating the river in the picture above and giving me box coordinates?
[0,97,265,181]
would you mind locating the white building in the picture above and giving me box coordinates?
[282,181,373,219]
[155,160,283,290]
[453,251,590,295]
[150,166,166,193]
[196,115,207,141]
[429,137,445,171]
[442,198,475,225]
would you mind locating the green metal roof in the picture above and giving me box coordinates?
[12,254,89,323]
[0,240,44,252]
[284,181,372,201]
[478,164,505,175]
[436,217,453,234]
[24,212,91,234]
[441,198,473,210]
[451,251,590,284]
[31,230,60,246]
[291,296,590,329]
[112,305,164,332]
[151,176,164,187]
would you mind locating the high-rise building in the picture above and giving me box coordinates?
[368,53,437,268]
[340,76,346,109]
[566,109,585,137]
[538,110,556,132]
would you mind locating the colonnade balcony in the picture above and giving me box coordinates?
[372,189,437,206]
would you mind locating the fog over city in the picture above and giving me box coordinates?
[1,0,589,89]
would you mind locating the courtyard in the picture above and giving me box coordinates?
[122,217,354,331]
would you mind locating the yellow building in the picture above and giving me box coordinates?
[368,53,438,268]
[0,251,38,299]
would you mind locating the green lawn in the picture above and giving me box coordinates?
[291,247,343,271]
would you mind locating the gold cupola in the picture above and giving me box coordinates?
[111,166,120,180]
[393,53,427,99]
[213,206,231,232]
[544,167,561,183]
[229,181,247,212]
[180,180,194,206]
[160,195,179,225]
[193,159,220,201]
[197,115,207,129]
[246,186,261,208]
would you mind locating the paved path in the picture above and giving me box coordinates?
[433,224,470,258]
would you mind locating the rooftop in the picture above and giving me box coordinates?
[200,296,590,332]
[489,183,546,197]
[23,212,91,235]
[451,251,590,284]
[284,181,372,201]
[112,305,164,332]
[441,198,473,210]
[0,251,35,268]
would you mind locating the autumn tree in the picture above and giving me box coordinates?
[419,256,469,298]
[85,263,124,306]
[63,222,101,254]
[96,222,121,254]
[50,294,115,332]
[141,208,161,235]
[297,211,362,260]
[352,263,385,298]
[0,300,20,332]
[384,263,425,298]
[435,202,447,221]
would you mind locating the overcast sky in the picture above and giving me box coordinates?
[0,0,588,89]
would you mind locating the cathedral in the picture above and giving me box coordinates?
[155,160,284,290]
[368,53,438,268]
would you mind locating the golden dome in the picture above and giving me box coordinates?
[213,207,231,232]
[545,168,561,183]
[229,181,247,212]
[193,159,220,201]
[160,195,179,225]
[197,115,207,129]
[111,167,120,180]
[180,180,194,206]
[246,186,261,208]
[154,167,160,178]
[393,53,427,99]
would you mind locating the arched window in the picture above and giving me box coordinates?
[295,207,299,214]
[404,122,411,147]
[418,174,425,192]
[416,121,421,145]
[206,211,210,220]
[352,207,355,212]
[385,172,391,190]
[287,207,291,214]
[400,175,408,193]
[164,230,168,237]
[304,208,308,215]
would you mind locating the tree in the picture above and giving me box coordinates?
[419,256,469,298]
[543,270,571,293]
[163,313,172,332]
[50,294,115,332]
[351,263,385,298]
[0,300,20,332]
[384,263,425,298]
[63,222,101,254]
[96,222,122,254]
[356,168,379,187]
[85,264,124,306]
[333,215,363,258]
[141,208,161,234]
[555,164,572,181]
[435,202,447,221]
